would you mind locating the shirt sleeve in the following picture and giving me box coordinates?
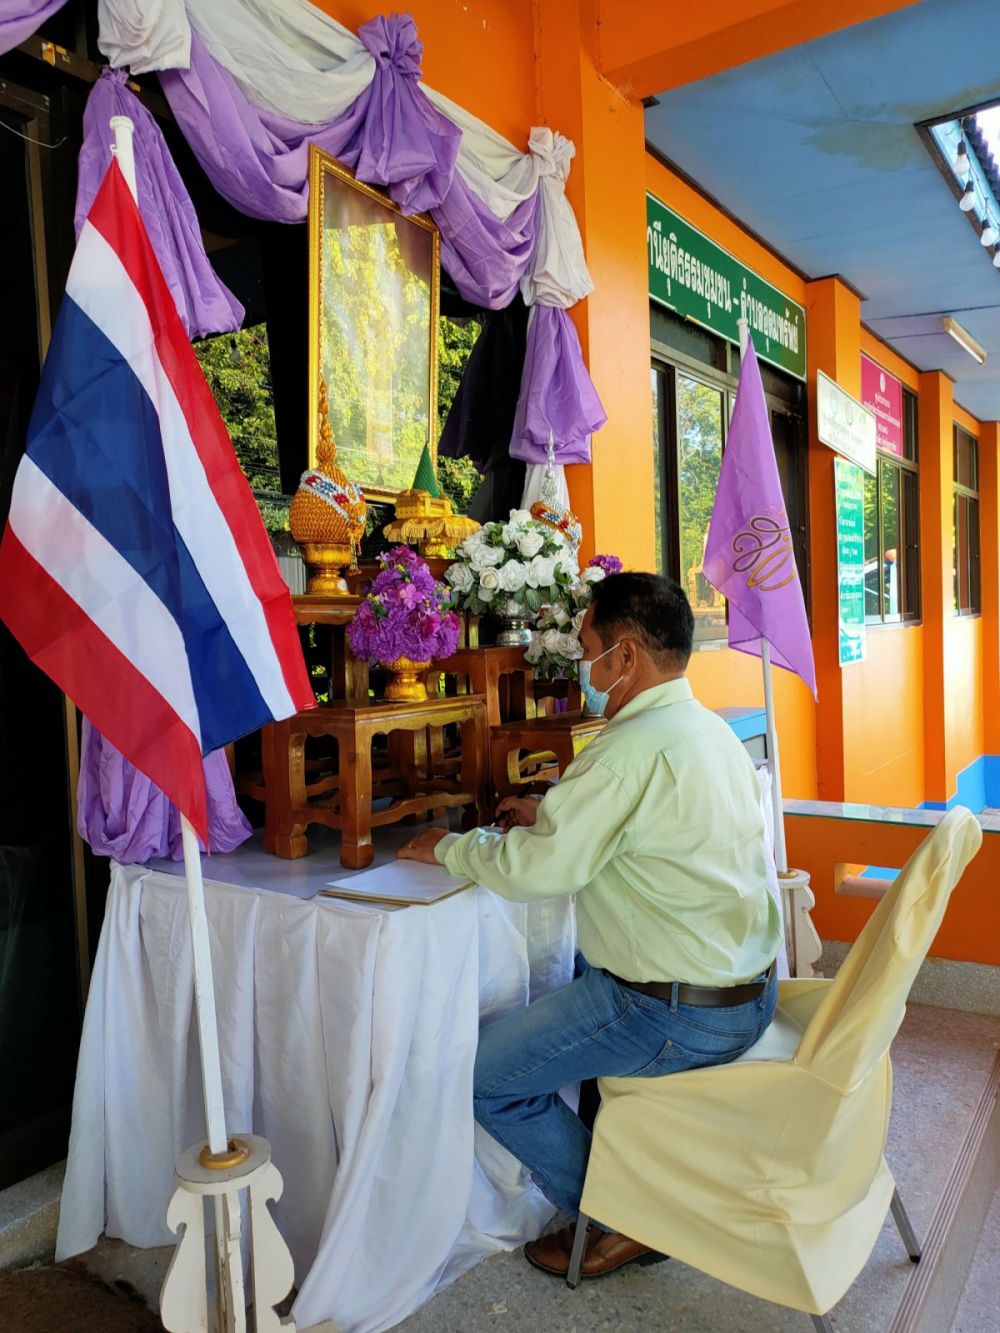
[435,757,633,902]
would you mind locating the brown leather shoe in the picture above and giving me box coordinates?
[524,1223,667,1279]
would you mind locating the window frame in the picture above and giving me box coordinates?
[953,424,981,617]
[863,387,920,627]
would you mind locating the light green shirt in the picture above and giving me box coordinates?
[436,678,781,986]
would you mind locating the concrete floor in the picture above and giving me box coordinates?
[64,1003,1000,1333]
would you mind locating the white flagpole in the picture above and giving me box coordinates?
[110,115,296,1331]
[111,114,229,1158]
[737,318,789,876]
[109,115,138,199]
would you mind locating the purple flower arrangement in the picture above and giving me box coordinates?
[348,546,461,664]
[588,554,623,577]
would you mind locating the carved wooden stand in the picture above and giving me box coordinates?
[161,1135,294,1333]
[778,868,823,977]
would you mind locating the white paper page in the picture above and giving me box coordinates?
[323,859,473,905]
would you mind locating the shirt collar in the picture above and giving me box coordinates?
[608,676,693,726]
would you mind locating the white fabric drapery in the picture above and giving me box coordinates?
[97,0,594,309]
[57,861,575,1332]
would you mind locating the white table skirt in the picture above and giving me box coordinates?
[56,847,575,1332]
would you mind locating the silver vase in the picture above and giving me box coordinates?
[493,595,534,647]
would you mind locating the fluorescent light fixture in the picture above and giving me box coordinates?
[943,315,987,364]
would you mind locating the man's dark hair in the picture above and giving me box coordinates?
[590,572,694,670]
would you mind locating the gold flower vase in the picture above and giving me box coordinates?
[379,657,432,703]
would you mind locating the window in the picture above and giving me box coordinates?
[863,389,920,623]
[954,425,981,615]
[676,372,727,642]
[649,310,808,645]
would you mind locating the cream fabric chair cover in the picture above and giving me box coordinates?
[580,807,982,1317]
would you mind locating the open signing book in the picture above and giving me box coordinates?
[321,859,475,908]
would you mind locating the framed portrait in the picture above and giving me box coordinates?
[308,145,441,504]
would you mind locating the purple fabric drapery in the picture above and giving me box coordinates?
[76,70,243,339]
[510,307,607,464]
[0,0,66,56]
[158,24,538,308]
[157,15,595,420]
[77,720,252,865]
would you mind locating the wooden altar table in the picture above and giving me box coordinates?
[262,696,490,866]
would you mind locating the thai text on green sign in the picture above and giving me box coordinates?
[646,194,807,380]
[834,457,866,667]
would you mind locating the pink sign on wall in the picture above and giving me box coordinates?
[860,353,903,457]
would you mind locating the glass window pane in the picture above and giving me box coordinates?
[970,497,981,612]
[957,495,970,611]
[864,470,881,620]
[677,373,726,642]
[880,463,901,616]
[650,366,664,576]
[970,438,979,492]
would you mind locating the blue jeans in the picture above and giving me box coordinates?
[473,959,777,1216]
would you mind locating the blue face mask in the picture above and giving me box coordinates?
[579,642,622,717]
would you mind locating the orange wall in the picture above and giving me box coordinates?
[312,1,536,146]
[688,649,818,797]
[787,815,1000,966]
[948,617,984,781]
[849,627,926,806]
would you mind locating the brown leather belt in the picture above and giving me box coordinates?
[607,960,776,1007]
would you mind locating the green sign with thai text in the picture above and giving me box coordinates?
[834,457,866,666]
[647,194,807,380]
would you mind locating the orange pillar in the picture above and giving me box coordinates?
[980,421,1000,754]
[534,0,656,570]
[918,370,954,803]
[805,277,862,800]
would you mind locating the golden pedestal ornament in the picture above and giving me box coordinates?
[378,657,432,702]
[382,488,479,559]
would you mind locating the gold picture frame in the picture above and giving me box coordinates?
[308,145,441,504]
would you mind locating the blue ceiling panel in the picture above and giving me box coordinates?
[645,0,1000,421]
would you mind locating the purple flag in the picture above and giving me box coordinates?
[703,334,817,697]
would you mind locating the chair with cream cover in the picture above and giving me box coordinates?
[568,806,983,1329]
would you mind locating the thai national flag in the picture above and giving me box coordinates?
[0,162,314,841]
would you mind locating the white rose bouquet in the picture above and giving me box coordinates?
[444,509,578,616]
[525,554,623,680]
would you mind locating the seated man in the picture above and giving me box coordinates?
[399,572,780,1279]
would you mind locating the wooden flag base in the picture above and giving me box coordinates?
[161,1134,296,1333]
